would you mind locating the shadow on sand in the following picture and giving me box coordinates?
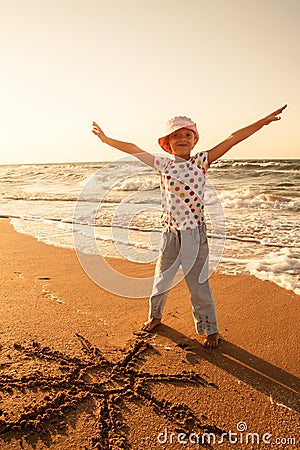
[153,324,300,413]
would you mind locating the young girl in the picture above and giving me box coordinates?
[92,104,287,348]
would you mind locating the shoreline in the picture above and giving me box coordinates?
[0,219,299,449]
[5,214,300,297]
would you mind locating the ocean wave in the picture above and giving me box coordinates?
[114,176,160,191]
[2,194,146,204]
[247,248,300,295]
[219,188,300,211]
[217,158,298,167]
[211,159,300,174]
[3,194,80,202]
[80,171,158,192]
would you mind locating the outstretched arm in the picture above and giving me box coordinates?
[207,105,287,165]
[92,122,155,167]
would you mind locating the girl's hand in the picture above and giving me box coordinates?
[262,104,287,126]
[92,122,107,142]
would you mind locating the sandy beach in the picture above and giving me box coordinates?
[0,219,299,449]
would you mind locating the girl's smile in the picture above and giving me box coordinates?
[168,128,196,160]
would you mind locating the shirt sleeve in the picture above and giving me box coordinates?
[194,151,209,172]
[153,155,170,175]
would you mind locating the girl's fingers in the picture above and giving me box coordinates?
[92,122,101,130]
[266,105,287,122]
[275,104,287,115]
[92,125,101,133]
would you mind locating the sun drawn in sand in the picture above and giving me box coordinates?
[0,332,223,449]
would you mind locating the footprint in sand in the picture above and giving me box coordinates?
[14,271,24,279]
[37,277,65,304]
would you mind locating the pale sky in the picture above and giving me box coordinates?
[1,0,299,164]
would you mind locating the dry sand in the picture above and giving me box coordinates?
[0,219,299,449]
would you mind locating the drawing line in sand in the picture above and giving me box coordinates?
[0,332,224,449]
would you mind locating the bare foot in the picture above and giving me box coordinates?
[203,332,220,349]
[142,318,161,332]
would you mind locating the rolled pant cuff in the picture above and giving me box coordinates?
[196,324,219,336]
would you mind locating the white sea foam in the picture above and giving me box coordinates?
[247,248,300,295]
[114,174,159,191]
[219,188,300,211]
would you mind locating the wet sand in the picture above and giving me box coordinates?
[0,219,299,449]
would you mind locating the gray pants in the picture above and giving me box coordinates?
[149,225,218,336]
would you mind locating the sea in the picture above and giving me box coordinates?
[0,158,299,295]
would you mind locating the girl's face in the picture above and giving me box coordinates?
[167,128,196,160]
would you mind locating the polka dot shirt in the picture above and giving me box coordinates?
[154,152,209,230]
